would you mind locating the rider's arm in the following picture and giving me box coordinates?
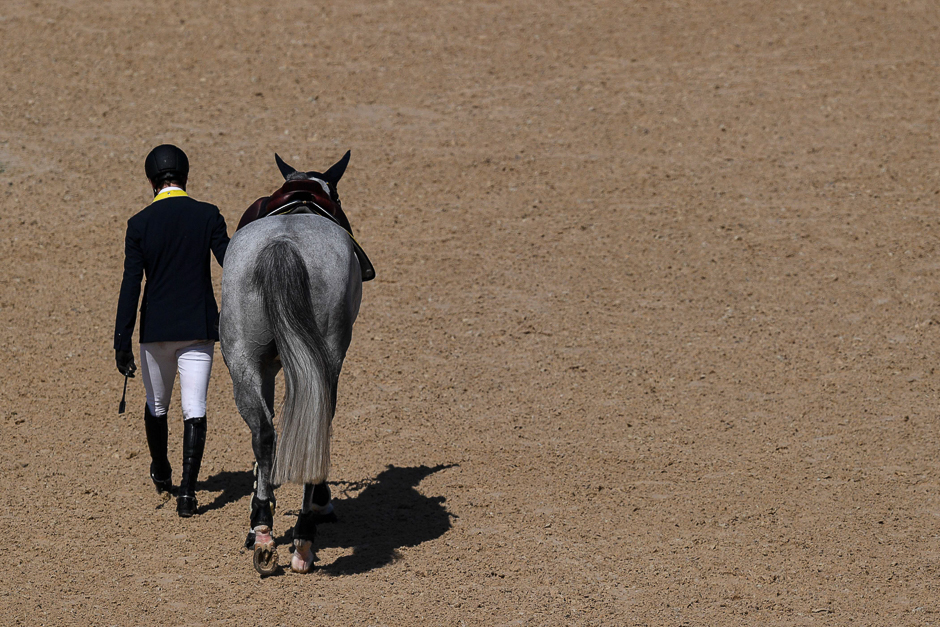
[210,208,230,267]
[113,220,144,352]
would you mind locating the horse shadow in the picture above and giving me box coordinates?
[198,469,255,514]
[301,463,457,576]
[199,463,457,576]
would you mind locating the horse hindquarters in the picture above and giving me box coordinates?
[253,238,338,486]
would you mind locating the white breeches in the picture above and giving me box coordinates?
[139,340,215,420]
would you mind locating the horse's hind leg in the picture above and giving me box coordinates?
[289,305,350,573]
[290,482,334,573]
[231,359,280,575]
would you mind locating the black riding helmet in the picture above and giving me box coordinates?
[145,144,189,188]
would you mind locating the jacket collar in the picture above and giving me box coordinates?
[152,187,189,203]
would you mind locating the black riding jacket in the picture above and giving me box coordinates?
[114,191,230,352]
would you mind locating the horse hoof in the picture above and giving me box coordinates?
[290,540,314,573]
[253,543,278,576]
[252,526,278,576]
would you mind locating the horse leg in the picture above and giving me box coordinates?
[232,360,280,575]
[291,482,334,573]
[288,330,345,574]
[249,419,278,575]
[290,336,341,574]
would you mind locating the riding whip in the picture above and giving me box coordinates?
[118,374,129,414]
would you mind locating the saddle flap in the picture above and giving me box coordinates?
[236,196,270,231]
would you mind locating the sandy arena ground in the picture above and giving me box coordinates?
[2,0,940,624]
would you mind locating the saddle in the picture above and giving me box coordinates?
[237,180,375,281]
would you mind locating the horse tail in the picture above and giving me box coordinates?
[252,237,337,485]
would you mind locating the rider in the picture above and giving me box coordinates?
[113,144,230,517]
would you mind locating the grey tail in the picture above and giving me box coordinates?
[252,238,337,485]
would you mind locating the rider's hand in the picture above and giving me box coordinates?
[115,350,137,377]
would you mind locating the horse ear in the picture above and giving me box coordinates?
[275,153,296,180]
[323,150,351,186]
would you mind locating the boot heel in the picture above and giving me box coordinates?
[177,495,197,517]
[150,465,173,495]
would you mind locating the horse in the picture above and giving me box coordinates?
[219,151,368,575]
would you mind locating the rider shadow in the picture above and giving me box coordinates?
[199,469,255,515]
[309,463,457,576]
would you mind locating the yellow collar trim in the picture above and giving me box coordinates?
[152,189,189,203]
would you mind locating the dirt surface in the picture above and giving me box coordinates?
[2,0,940,624]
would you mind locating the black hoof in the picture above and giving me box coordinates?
[177,495,197,517]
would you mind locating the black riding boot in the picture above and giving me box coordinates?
[177,417,207,518]
[144,405,172,494]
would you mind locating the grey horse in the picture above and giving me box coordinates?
[220,153,363,574]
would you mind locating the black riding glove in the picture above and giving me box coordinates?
[115,350,137,377]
